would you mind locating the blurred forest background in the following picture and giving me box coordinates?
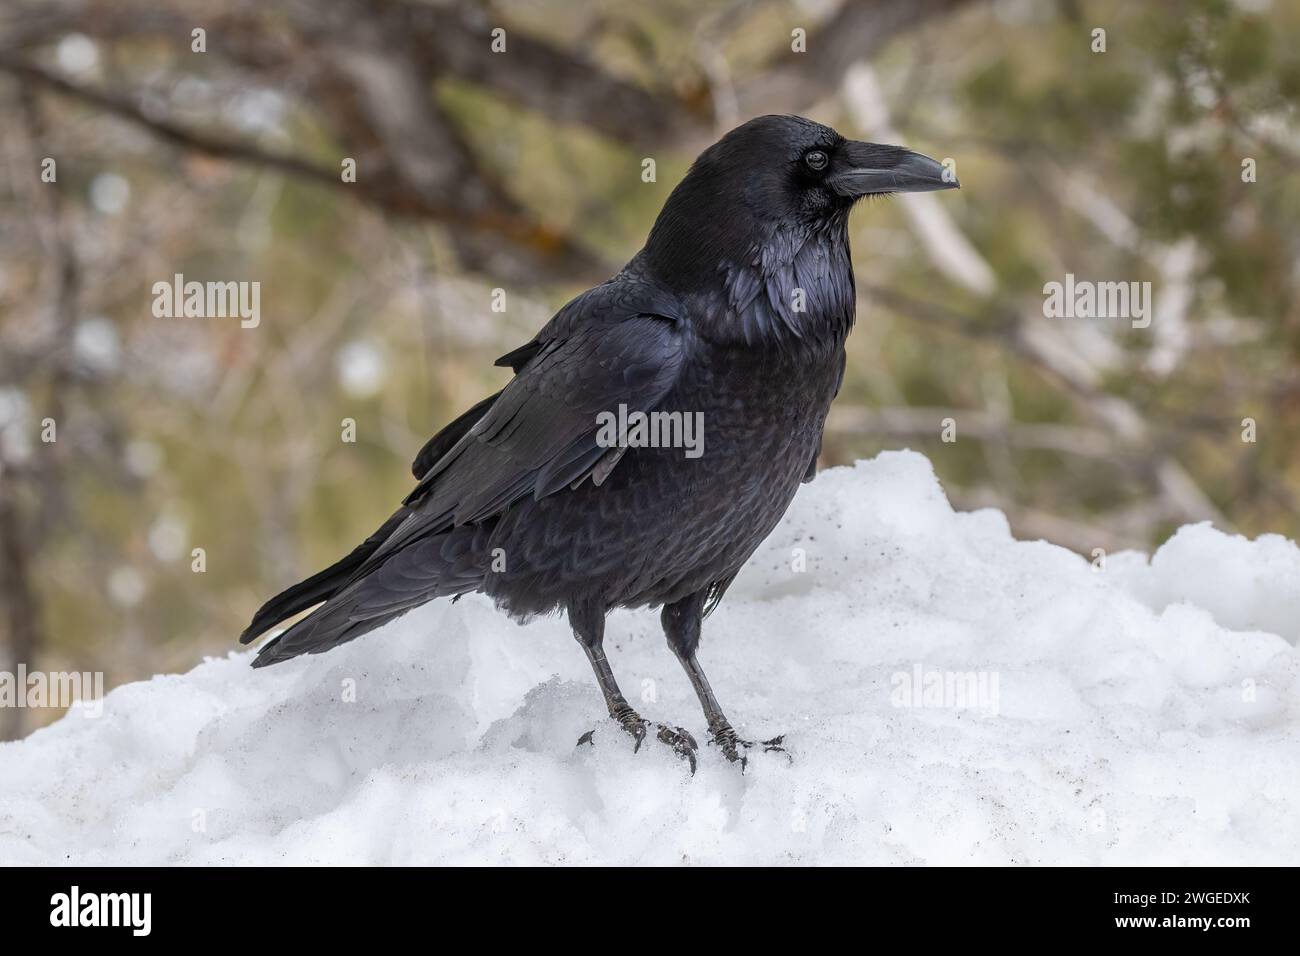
[1,0,1297,737]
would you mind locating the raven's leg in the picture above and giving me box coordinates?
[570,599,644,745]
[662,590,786,768]
[570,598,697,770]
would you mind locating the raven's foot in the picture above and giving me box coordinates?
[576,709,698,773]
[577,704,649,752]
[709,723,788,770]
[655,723,699,774]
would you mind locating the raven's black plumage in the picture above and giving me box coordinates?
[242,115,957,766]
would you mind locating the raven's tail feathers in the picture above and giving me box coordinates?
[238,509,407,647]
[245,522,494,667]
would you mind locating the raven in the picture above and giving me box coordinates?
[241,115,958,769]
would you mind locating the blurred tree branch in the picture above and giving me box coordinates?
[0,0,974,285]
[845,62,1227,532]
[0,89,81,740]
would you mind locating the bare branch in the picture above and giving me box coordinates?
[0,53,607,281]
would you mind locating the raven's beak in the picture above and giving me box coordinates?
[829,143,959,198]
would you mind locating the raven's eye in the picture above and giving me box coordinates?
[804,150,828,172]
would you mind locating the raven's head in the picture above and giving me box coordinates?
[643,115,957,296]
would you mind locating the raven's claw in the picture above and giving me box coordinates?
[614,706,650,752]
[709,725,789,771]
[655,724,699,774]
[577,707,649,752]
[577,713,698,773]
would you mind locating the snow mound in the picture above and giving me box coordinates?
[2,450,1297,865]
[1109,523,1300,645]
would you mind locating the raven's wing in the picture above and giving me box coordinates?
[354,279,687,577]
[410,390,502,480]
[246,279,685,664]
[406,323,560,480]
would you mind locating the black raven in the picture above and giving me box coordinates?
[241,115,957,769]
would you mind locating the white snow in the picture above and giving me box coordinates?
[2,450,1297,865]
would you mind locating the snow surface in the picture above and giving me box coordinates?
[2,450,1297,865]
